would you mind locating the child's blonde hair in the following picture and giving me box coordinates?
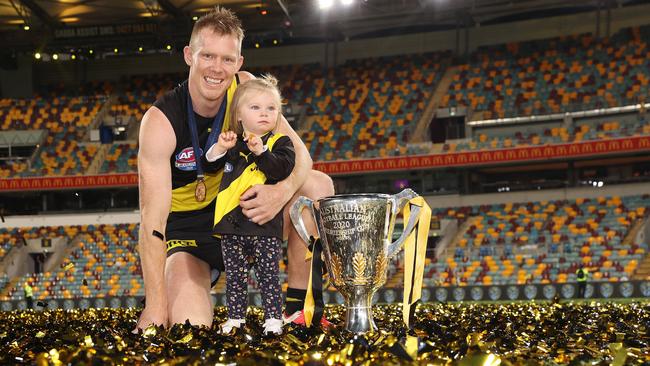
[229,74,283,135]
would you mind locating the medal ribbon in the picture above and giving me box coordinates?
[187,87,228,180]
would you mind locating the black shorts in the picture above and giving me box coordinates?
[165,233,225,272]
[165,203,225,272]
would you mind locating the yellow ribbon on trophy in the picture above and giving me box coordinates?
[304,260,315,326]
[402,196,431,328]
[401,196,431,360]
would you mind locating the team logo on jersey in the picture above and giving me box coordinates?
[224,162,233,173]
[175,147,203,171]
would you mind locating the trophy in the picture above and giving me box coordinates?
[290,189,423,333]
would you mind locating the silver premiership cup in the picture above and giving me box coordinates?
[290,189,422,333]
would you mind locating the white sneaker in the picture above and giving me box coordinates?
[220,318,245,334]
[262,318,283,335]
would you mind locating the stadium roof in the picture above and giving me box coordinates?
[0,0,645,52]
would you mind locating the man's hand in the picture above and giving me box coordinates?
[134,306,168,333]
[240,182,292,224]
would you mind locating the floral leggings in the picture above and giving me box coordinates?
[221,234,283,320]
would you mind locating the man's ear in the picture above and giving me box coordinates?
[236,55,244,72]
[183,46,193,67]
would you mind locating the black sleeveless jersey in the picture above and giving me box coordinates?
[153,77,239,239]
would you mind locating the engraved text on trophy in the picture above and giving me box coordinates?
[319,201,385,289]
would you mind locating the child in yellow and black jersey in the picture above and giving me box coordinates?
[203,74,294,335]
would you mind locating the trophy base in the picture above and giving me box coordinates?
[345,305,377,334]
[343,287,378,334]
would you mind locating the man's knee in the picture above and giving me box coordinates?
[165,253,213,326]
[299,170,334,199]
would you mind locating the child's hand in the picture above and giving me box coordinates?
[206,131,237,160]
[246,135,265,155]
[218,131,237,151]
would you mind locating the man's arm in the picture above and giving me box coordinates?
[135,106,176,331]
[237,71,313,224]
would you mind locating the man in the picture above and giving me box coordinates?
[576,265,588,299]
[135,7,333,330]
[24,282,33,309]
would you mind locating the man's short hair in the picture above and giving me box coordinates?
[190,6,244,53]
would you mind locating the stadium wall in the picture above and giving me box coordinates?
[0,55,33,98]
[0,211,139,229]
[30,3,650,86]
[424,182,650,209]
[1,183,647,229]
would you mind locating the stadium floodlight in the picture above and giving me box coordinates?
[52,54,58,60]
[341,0,354,5]
[319,0,334,10]
[34,52,41,60]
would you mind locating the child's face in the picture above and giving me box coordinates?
[238,90,279,137]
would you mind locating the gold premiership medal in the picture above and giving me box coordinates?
[195,177,206,202]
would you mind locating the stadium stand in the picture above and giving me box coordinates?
[2,194,646,300]
[100,142,138,174]
[441,26,650,119]
[0,96,105,177]
[0,226,77,262]
[3,224,141,301]
[424,194,650,287]
[438,118,650,154]
[111,73,185,122]
[5,25,650,174]
[289,53,449,161]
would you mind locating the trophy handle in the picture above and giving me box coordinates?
[387,189,421,258]
[390,188,417,217]
[290,196,316,246]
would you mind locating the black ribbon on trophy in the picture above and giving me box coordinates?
[303,236,325,327]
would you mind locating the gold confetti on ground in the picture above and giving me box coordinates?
[1,302,649,365]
